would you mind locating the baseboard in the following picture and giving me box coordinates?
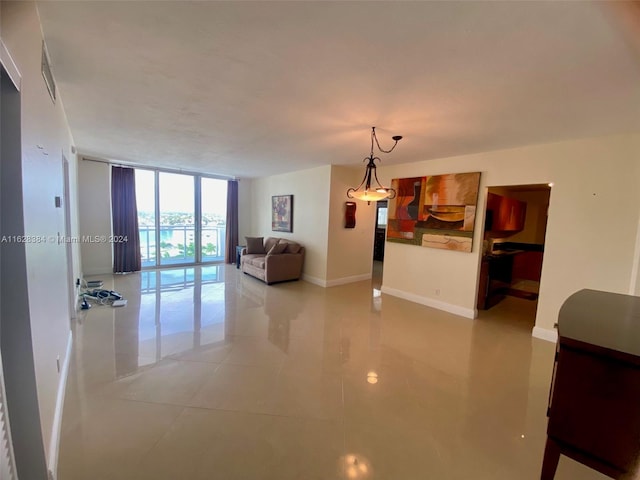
[325,273,372,287]
[532,326,558,343]
[47,331,72,480]
[301,274,327,287]
[82,268,112,277]
[381,286,476,319]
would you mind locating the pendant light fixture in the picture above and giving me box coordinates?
[347,126,402,203]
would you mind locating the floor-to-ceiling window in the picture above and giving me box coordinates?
[135,169,156,267]
[159,172,195,265]
[201,177,228,263]
[135,168,227,267]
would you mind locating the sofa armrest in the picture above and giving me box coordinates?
[264,253,304,284]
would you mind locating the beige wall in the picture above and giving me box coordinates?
[247,164,384,286]
[325,165,376,286]
[248,166,331,284]
[378,133,640,340]
[1,0,79,473]
[78,159,113,275]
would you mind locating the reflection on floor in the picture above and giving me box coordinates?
[58,265,607,480]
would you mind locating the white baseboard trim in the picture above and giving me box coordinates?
[48,331,72,480]
[82,269,112,277]
[381,286,476,319]
[325,273,372,288]
[532,326,558,343]
[302,274,326,287]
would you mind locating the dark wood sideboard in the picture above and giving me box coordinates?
[541,289,640,479]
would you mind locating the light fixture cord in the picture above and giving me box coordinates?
[371,126,399,154]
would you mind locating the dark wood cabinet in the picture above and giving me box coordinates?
[542,289,640,480]
[512,250,543,281]
[477,254,514,309]
[486,193,526,232]
[373,229,386,261]
[477,259,490,310]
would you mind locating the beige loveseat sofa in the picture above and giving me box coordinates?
[241,237,305,284]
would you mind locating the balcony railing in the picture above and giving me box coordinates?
[139,224,226,267]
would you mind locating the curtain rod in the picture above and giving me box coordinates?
[81,155,239,181]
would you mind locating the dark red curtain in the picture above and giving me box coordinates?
[225,180,239,263]
[111,166,141,273]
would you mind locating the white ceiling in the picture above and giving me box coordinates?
[37,1,640,179]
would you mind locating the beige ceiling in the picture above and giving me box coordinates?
[37,1,640,179]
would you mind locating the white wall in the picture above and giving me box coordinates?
[66,154,83,289]
[249,166,331,284]
[78,159,113,275]
[378,133,640,339]
[325,165,377,286]
[1,0,79,475]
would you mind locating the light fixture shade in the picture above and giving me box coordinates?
[347,127,401,203]
[348,189,393,202]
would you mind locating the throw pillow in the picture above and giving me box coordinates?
[264,237,280,253]
[267,243,288,255]
[284,242,301,254]
[245,237,265,254]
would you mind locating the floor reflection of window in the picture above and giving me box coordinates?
[137,267,226,367]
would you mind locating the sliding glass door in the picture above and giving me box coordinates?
[159,172,195,265]
[136,169,156,268]
[201,177,227,263]
[135,169,227,267]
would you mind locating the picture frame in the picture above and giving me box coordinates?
[387,172,481,252]
[272,195,293,232]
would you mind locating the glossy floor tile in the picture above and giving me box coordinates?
[58,264,608,479]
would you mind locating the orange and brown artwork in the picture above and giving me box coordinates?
[387,172,481,252]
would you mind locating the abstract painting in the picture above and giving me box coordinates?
[272,195,293,232]
[387,172,481,252]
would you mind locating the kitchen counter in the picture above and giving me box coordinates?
[484,249,524,259]
[478,243,544,310]
[478,252,522,309]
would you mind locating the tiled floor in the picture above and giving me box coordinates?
[58,264,607,479]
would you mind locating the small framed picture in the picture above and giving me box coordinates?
[272,195,293,232]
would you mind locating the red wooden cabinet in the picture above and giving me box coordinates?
[486,193,526,232]
[512,251,543,281]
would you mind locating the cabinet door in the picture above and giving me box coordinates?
[548,346,640,471]
[488,194,526,232]
[512,251,543,281]
[501,197,526,230]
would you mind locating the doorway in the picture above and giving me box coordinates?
[373,200,388,262]
[1,63,50,479]
[477,184,551,328]
[62,155,77,322]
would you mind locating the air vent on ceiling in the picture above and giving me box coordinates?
[41,41,56,103]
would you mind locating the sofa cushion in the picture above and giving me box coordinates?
[267,243,288,255]
[283,242,301,254]
[245,236,265,254]
[248,257,266,269]
[264,237,280,253]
